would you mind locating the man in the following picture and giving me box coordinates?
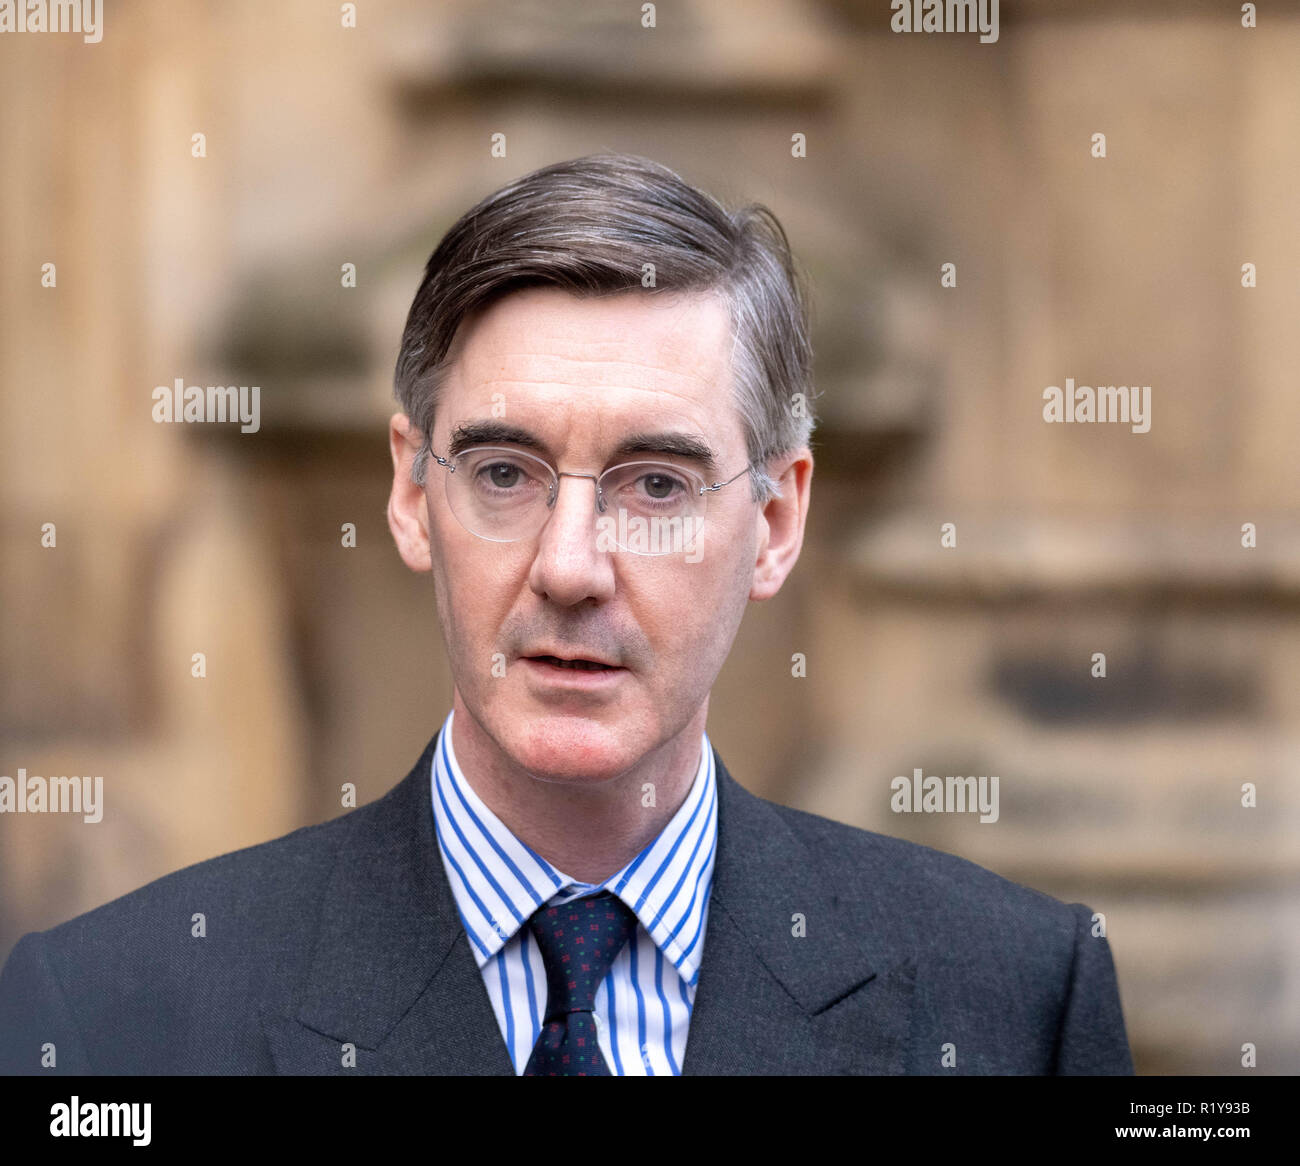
[0,154,1133,1075]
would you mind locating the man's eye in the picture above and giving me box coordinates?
[479,462,524,489]
[639,472,686,499]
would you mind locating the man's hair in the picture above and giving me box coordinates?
[393,152,815,502]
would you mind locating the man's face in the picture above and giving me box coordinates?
[389,285,807,785]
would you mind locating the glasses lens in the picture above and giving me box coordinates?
[446,447,553,541]
[598,462,705,556]
[441,448,709,555]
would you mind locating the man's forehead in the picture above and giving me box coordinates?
[446,286,734,402]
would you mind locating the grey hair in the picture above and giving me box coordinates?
[393,153,815,503]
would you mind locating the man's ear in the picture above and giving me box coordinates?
[388,413,433,573]
[750,447,812,601]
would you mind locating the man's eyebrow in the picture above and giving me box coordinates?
[447,421,548,459]
[447,422,722,478]
[614,432,720,478]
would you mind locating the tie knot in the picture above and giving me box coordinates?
[528,890,639,1020]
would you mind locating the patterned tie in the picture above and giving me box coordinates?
[524,890,640,1076]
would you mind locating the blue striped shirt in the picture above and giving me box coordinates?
[429,709,717,1075]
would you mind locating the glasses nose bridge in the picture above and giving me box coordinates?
[552,469,606,515]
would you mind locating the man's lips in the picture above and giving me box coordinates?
[524,654,623,672]
[519,654,628,691]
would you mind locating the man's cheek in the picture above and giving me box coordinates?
[431,567,479,673]
[455,579,516,684]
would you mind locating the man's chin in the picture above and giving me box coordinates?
[500,710,651,786]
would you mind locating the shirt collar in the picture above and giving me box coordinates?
[430,708,717,987]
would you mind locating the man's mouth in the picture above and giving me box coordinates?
[529,655,620,672]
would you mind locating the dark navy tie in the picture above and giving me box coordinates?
[524,890,639,1076]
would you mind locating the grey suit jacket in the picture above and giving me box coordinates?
[0,731,1134,1074]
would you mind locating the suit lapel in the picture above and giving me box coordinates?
[682,752,915,1074]
[260,731,514,1075]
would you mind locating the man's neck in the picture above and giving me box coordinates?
[448,694,706,885]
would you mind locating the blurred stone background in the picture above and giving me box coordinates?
[2,0,1297,1074]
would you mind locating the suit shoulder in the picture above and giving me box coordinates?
[0,768,426,1072]
[16,775,409,958]
[759,796,1082,939]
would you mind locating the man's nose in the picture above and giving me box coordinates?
[526,473,616,606]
